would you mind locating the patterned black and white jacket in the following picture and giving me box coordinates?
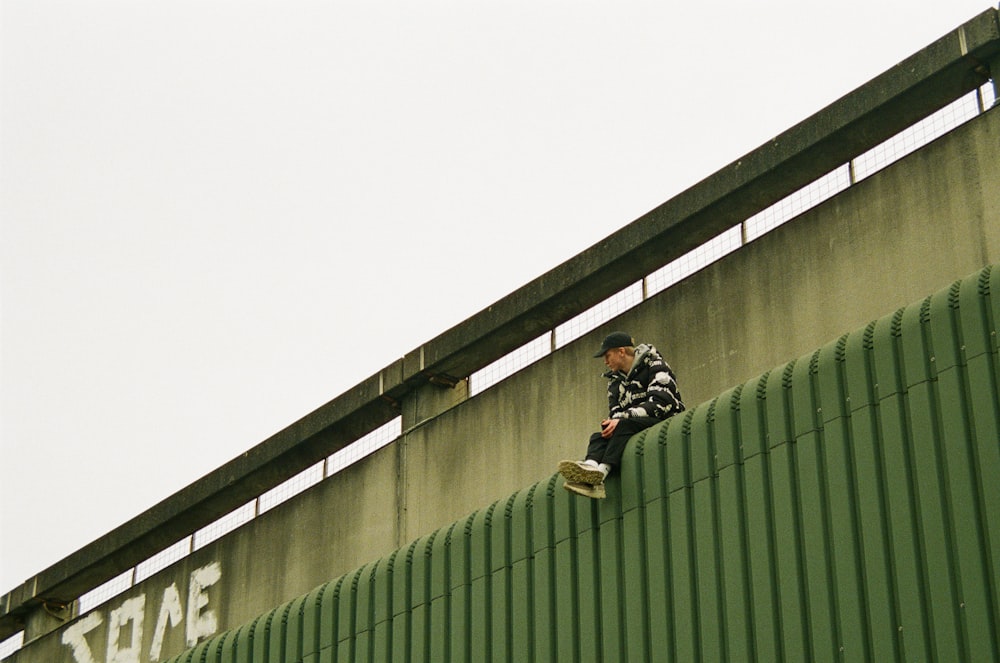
[605,343,685,421]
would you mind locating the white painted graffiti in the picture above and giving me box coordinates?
[60,562,221,663]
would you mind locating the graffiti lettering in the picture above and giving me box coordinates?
[61,612,102,663]
[107,596,144,663]
[148,585,182,661]
[61,562,221,663]
[185,563,220,647]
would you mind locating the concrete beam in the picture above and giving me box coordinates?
[2,6,997,642]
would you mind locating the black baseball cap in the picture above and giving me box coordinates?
[594,332,634,357]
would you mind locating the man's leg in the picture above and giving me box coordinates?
[585,431,608,464]
[597,417,661,471]
[558,431,609,485]
[560,417,664,495]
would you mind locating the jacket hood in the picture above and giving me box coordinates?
[603,343,656,378]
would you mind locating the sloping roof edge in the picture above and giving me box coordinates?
[3,7,998,641]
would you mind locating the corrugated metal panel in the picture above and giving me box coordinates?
[164,264,1000,662]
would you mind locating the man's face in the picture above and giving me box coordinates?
[603,347,629,373]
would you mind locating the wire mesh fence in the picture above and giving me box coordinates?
[327,417,402,474]
[258,461,325,514]
[645,227,743,298]
[555,282,645,349]
[0,632,24,660]
[193,501,257,551]
[11,80,995,656]
[78,569,135,614]
[469,334,553,396]
[743,166,852,243]
[134,537,194,584]
[853,89,986,181]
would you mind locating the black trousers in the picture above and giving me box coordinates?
[585,416,662,471]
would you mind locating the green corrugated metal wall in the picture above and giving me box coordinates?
[166,264,1000,662]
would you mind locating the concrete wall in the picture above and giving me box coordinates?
[9,13,1000,649]
[156,262,1000,662]
[660,103,1000,408]
[11,97,998,663]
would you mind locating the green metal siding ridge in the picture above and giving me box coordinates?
[300,586,324,663]
[219,625,242,663]
[165,263,1000,663]
[317,575,343,657]
[369,556,393,662]
[447,514,475,662]
[714,382,754,660]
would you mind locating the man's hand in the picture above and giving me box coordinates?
[600,418,619,438]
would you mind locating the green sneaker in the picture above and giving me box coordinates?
[563,480,606,499]
[558,460,605,486]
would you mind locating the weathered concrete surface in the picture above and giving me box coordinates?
[666,104,1000,408]
[9,103,999,663]
[5,13,998,641]
[4,8,1000,660]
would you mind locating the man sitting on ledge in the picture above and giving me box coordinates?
[559,331,685,498]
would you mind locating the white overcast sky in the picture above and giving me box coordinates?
[1,0,994,596]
